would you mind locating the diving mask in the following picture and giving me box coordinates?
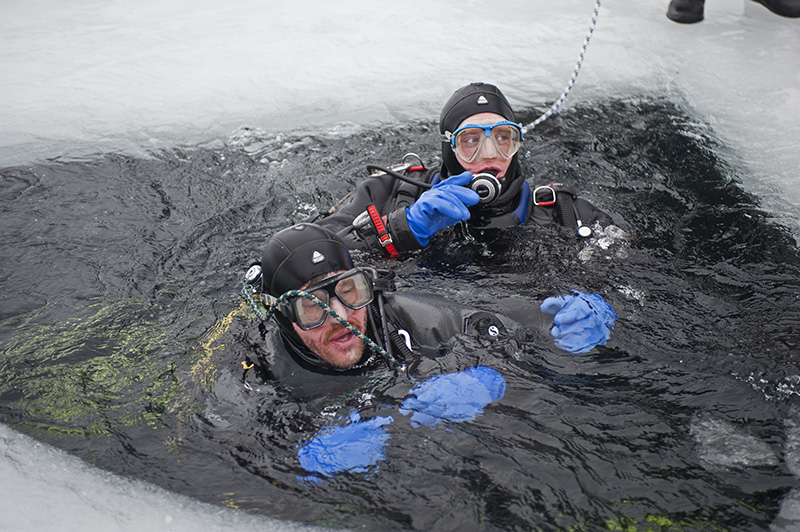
[264,268,374,330]
[443,121,523,163]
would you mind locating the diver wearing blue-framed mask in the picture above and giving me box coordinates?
[310,82,616,257]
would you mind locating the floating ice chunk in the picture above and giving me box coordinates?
[690,413,778,470]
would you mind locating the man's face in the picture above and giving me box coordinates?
[453,112,514,178]
[291,270,368,369]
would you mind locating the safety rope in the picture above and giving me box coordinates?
[241,282,399,368]
[522,0,602,134]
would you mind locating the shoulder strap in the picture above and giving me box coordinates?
[534,182,591,237]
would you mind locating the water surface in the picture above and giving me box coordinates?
[1,1,800,531]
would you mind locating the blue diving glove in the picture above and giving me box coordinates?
[399,367,506,427]
[297,412,393,478]
[406,171,481,246]
[540,292,618,354]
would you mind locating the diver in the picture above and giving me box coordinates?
[243,223,618,398]
[313,82,615,258]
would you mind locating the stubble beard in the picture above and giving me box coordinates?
[310,316,367,369]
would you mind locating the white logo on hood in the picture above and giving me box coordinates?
[476,95,489,105]
[311,250,325,264]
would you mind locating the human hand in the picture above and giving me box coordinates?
[297,412,393,478]
[399,366,506,427]
[540,292,618,353]
[406,171,480,245]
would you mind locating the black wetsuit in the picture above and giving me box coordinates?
[316,166,613,257]
[258,291,522,401]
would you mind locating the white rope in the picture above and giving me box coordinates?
[522,0,602,134]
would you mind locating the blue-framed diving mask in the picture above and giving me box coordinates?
[443,121,524,163]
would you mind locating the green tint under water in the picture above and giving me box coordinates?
[1,299,184,438]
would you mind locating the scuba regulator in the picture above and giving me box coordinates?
[468,170,502,204]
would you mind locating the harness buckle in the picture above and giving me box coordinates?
[378,233,394,247]
[533,185,557,206]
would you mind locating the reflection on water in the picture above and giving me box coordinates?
[1,98,800,531]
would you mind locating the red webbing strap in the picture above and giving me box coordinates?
[366,204,399,258]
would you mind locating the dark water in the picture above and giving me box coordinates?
[2,98,799,531]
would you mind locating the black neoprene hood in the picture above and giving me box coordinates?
[438,82,519,180]
[439,82,516,135]
[260,223,354,297]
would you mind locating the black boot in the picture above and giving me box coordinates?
[667,0,705,23]
[751,0,800,17]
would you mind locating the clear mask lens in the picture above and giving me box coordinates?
[451,122,522,163]
[289,269,373,330]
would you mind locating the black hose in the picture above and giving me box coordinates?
[365,165,433,190]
